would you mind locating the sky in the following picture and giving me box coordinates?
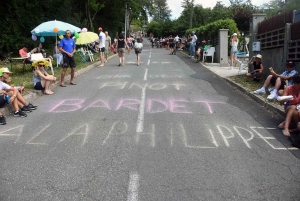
[167,0,270,20]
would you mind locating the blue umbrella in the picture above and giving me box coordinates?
[31,20,81,67]
[31,20,81,36]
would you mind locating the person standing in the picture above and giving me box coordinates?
[58,30,77,87]
[134,37,143,66]
[115,33,129,66]
[98,27,106,67]
[229,33,241,69]
[104,31,111,63]
[127,35,133,54]
[190,31,197,58]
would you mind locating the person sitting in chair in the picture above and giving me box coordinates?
[19,44,33,64]
[53,42,63,66]
[31,43,53,61]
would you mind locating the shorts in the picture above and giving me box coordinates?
[34,82,44,90]
[104,47,108,54]
[231,47,238,53]
[169,43,174,48]
[128,43,132,47]
[135,48,142,54]
[0,95,6,107]
[100,47,105,52]
[270,76,285,90]
[63,55,76,68]
[118,48,125,54]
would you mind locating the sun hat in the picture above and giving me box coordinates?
[0,67,12,74]
[32,59,50,67]
[256,54,262,59]
[232,33,237,36]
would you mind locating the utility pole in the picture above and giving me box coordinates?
[125,4,127,39]
[189,0,194,29]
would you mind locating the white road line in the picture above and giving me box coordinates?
[143,68,148,81]
[136,87,146,133]
[149,55,151,59]
[147,59,150,65]
[127,172,139,201]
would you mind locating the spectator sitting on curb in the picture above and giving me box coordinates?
[246,54,263,82]
[253,61,298,100]
[0,68,37,117]
[278,75,300,136]
[0,111,6,125]
[32,60,57,95]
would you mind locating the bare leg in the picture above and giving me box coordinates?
[61,68,67,86]
[262,75,273,89]
[283,105,297,136]
[70,67,75,84]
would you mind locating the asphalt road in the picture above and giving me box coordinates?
[0,40,300,201]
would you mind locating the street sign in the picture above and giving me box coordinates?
[142,25,147,28]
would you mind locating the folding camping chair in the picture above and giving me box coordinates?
[77,49,89,62]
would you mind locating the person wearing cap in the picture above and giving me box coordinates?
[189,31,197,58]
[32,60,57,95]
[53,41,63,66]
[0,68,37,117]
[59,30,77,87]
[229,33,241,69]
[254,61,298,100]
[98,27,106,67]
[246,54,264,82]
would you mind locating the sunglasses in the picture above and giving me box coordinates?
[38,65,45,67]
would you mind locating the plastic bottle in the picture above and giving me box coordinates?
[5,94,10,104]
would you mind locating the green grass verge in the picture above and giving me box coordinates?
[0,52,113,95]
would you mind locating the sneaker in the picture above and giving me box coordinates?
[267,92,278,100]
[253,88,266,94]
[268,87,274,92]
[229,66,233,70]
[27,103,37,110]
[21,105,32,113]
[0,116,6,125]
[14,110,27,117]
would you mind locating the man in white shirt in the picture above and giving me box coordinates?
[190,32,197,58]
[98,27,106,67]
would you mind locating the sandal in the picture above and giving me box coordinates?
[282,130,291,137]
[278,121,285,129]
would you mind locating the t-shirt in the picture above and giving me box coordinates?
[169,38,174,43]
[174,36,179,42]
[105,36,111,48]
[253,61,262,70]
[0,81,11,91]
[191,35,197,44]
[287,85,300,105]
[99,32,106,48]
[135,42,143,49]
[59,38,76,55]
[19,49,28,57]
[281,70,298,85]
